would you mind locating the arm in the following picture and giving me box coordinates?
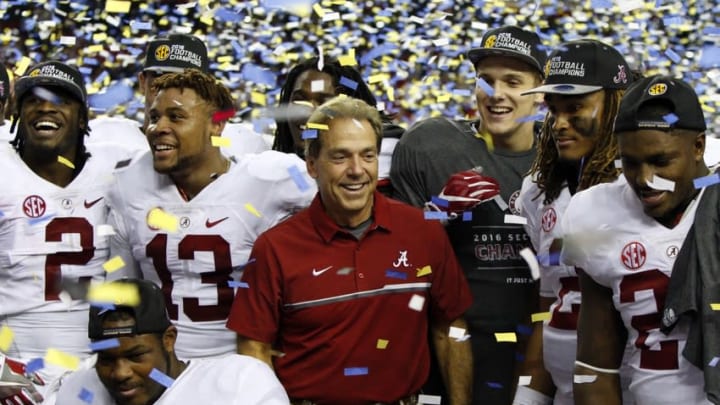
[573,269,625,405]
[515,296,556,398]
[237,336,274,370]
[431,317,472,405]
[389,134,430,207]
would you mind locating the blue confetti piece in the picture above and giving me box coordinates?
[32,87,63,105]
[462,211,472,221]
[301,129,318,139]
[385,270,407,280]
[693,173,720,189]
[664,48,682,63]
[89,82,135,111]
[662,16,684,26]
[149,368,175,388]
[344,367,368,376]
[130,20,152,31]
[515,352,525,362]
[26,358,44,374]
[228,281,249,288]
[424,211,448,220]
[591,0,613,8]
[241,64,277,87]
[475,77,494,97]
[89,338,120,352]
[703,27,720,36]
[516,324,533,336]
[339,76,359,91]
[699,45,720,68]
[709,357,720,367]
[431,196,449,208]
[663,113,679,124]
[231,258,256,273]
[0,210,4,217]
[288,165,311,192]
[78,388,94,404]
[487,381,503,389]
[215,7,243,23]
[452,89,473,97]
[515,113,545,123]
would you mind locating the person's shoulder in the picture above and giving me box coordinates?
[235,150,305,180]
[56,368,111,405]
[403,117,473,139]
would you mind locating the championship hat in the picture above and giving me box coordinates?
[88,279,172,340]
[0,63,9,101]
[144,34,209,74]
[613,75,706,133]
[467,26,547,76]
[522,39,632,95]
[14,61,86,104]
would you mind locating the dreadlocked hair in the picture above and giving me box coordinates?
[272,57,390,154]
[10,90,91,173]
[528,89,626,205]
[151,69,234,113]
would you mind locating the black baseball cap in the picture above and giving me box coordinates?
[523,39,633,95]
[0,63,9,101]
[144,34,209,74]
[467,26,547,76]
[613,75,706,133]
[88,279,172,340]
[15,61,86,104]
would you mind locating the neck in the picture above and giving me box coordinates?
[484,122,535,152]
[22,148,78,187]
[172,153,230,201]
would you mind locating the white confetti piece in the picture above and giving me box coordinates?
[520,247,540,280]
[647,174,675,192]
[418,394,442,404]
[518,375,532,386]
[504,214,527,225]
[573,374,598,384]
[408,294,425,311]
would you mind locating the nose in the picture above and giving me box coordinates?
[347,155,364,176]
[147,115,170,136]
[551,113,570,133]
[35,98,59,112]
[636,163,654,187]
[110,359,133,382]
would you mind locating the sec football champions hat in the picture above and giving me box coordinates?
[88,279,172,340]
[468,26,547,76]
[613,75,706,133]
[523,39,632,95]
[14,61,87,104]
[144,33,209,74]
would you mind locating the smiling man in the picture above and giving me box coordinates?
[229,96,473,404]
[0,61,133,403]
[54,279,288,404]
[105,69,315,360]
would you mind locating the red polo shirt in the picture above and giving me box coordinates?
[227,192,472,404]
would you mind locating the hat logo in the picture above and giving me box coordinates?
[648,83,667,96]
[612,65,628,84]
[29,69,41,77]
[544,60,551,77]
[483,34,497,49]
[155,45,170,61]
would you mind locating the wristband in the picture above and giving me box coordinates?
[512,386,553,405]
[575,360,620,374]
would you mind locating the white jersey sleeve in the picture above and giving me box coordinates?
[87,116,147,155]
[106,151,315,359]
[562,179,710,404]
[220,122,270,159]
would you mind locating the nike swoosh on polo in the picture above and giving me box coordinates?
[84,197,104,209]
[205,217,229,228]
[312,266,333,276]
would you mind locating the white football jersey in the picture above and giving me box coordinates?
[518,176,577,403]
[107,150,316,359]
[0,120,12,142]
[55,355,289,405]
[220,122,270,158]
[562,180,710,405]
[0,143,133,361]
[87,116,148,155]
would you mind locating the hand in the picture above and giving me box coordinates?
[428,167,500,216]
[0,355,44,405]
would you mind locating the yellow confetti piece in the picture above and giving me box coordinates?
[92,32,108,42]
[437,93,451,103]
[0,325,14,352]
[57,155,75,169]
[251,92,267,106]
[416,265,432,277]
[531,312,551,322]
[495,332,517,342]
[313,3,326,17]
[376,339,389,349]
[102,256,125,273]
[200,15,214,26]
[306,122,329,130]
[476,131,494,152]
[105,0,131,13]
[244,203,262,218]
[87,282,140,306]
[338,49,357,66]
[45,348,80,370]
[211,136,231,147]
[15,56,32,76]
[368,73,389,84]
[711,303,720,311]
[147,208,178,232]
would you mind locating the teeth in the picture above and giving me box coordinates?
[344,184,363,190]
[34,121,59,130]
[154,144,174,151]
[488,107,511,114]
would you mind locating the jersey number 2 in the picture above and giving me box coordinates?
[45,218,95,301]
[146,234,234,322]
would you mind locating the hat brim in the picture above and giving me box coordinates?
[143,66,186,74]
[15,77,85,104]
[468,48,544,76]
[521,83,603,96]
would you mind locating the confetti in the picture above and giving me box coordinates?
[301,129,318,139]
[60,36,76,46]
[417,394,442,404]
[339,76,359,90]
[288,165,311,192]
[338,49,357,66]
[711,303,720,311]
[149,368,175,388]
[515,113,546,123]
[376,339,389,349]
[531,312,551,322]
[487,381,503,389]
[694,173,720,189]
[310,79,325,92]
[87,283,140,306]
[57,155,75,169]
[416,265,432,277]
[475,77,494,97]
[45,348,80,370]
[306,122,329,130]
[147,208,178,232]
[664,48,682,63]
[516,324,533,336]
[0,325,14,352]
[462,211,472,221]
[448,326,467,340]
[663,113,679,124]
[228,281,250,288]
[89,338,120,352]
[494,332,517,342]
[78,387,94,404]
[102,256,125,273]
[573,374,598,384]
[244,203,262,218]
[343,367,368,376]
[492,195,508,211]
[424,211,448,220]
[518,376,532,386]
[336,267,354,275]
[709,357,720,367]
[504,214,527,225]
[431,196,449,208]
[105,0,131,13]
[614,159,622,169]
[408,294,425,311]
[385,270,407,280]
[25,358,45,374]
[211,136,231,147]
[647,174,675,192]
[520,248,540,280]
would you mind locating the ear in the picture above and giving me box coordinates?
[210,116,226,139]
[162,325,178,352]
[138,72,147,96]
[694,132,706,163]
[306,154,318,180]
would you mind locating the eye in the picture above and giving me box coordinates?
[363,152,377,161]
[148,113,159,124]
